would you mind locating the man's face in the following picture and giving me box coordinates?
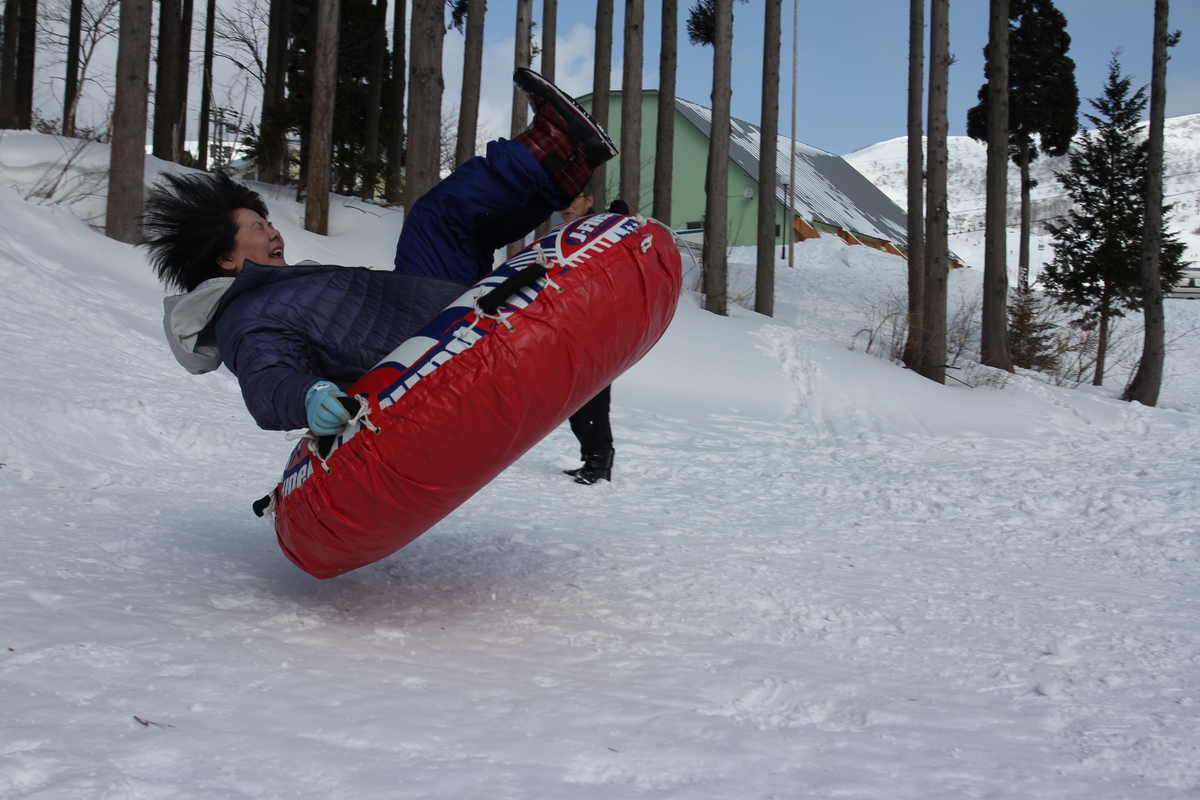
[559,193,594,224]
[218,208,287,276]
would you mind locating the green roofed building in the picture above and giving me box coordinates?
[578,90,921,261]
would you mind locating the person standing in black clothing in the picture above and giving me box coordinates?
[565,385,613,484]
[558,194,629,484]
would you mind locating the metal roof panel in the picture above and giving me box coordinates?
[675,98,909,247]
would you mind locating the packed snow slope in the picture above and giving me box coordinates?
[3,132,1200,799]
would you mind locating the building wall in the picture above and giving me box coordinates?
[578,91,786,248]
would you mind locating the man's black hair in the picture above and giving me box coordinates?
[140,172,270,293]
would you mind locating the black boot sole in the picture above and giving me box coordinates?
[513,68,618,167]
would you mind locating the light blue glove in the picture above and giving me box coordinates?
[304,381,351,435]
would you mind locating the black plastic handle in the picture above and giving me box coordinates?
[476,263,549,317]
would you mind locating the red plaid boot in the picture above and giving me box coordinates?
[512,68,618,199]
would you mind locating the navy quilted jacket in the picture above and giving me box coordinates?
[214,262,467,431]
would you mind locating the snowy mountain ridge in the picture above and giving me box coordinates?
[844,113,1200,265]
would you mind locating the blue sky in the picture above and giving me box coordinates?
[44,0,1190,161]
[458,0,1200,156]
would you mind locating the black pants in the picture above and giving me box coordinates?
[568,385,612,458]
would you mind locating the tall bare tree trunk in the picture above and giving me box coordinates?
[304,0,339,235]
[1094,299,1110,387]
[150,0,192,161]
[701,0,732,317]
[507,0,533,256]
[754,0,780,318]
[197,0,215,170]
[902,0,925,369]
[540,0,555,82]
[257,0,289,180]
[106,0,152,243]
[360,0,386,197]
[153,0,182,160]
[981,0,1014,371]
[0,0,19,127]
[406,0,445,207]
[176,0,193,158]
[14,0,36,128]
[532,0,554,238]
[1016,140,1031,290]
[455,0,487,168]
[384,0,407,202]
[510,0,532,139]
[652,0,676,225]
[591,0,613,211]
[62,0,82,136]
[1124,0,1171,405]
[618,0,643,210]
[919,0,950,384]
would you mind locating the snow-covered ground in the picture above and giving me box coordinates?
[3,132,1200,799]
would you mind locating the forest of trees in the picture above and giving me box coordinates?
[902,0,1180,404]
[0,0,1187,404]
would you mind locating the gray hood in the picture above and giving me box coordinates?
[162,277,236,374]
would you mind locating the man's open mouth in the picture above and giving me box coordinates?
[270,248,283,258]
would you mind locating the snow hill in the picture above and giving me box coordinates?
[844,113,1200,280]
[3,131,1200,798]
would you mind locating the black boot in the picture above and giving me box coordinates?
[512,68,617,199]
[566,450,613,485]
[513,68,617,168]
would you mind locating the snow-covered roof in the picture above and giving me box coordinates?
[676,98,910,247]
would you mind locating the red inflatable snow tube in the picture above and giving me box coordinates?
[267,214,682,578]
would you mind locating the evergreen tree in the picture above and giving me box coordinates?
[282,0,393,198]
[448,0,467,30]
[1007,290,1059,371]
[684,0,714,44]
[967,0,1077,292]
[1041,55,1186,386]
